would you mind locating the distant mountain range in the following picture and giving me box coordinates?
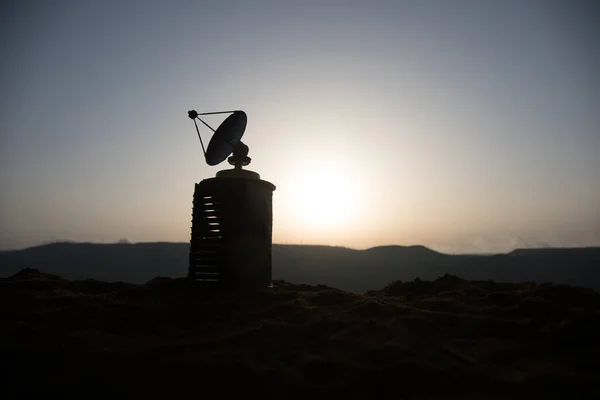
[1,242,599,293]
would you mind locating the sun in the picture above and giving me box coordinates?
[287,164,361,229]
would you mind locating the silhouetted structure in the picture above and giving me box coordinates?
[186,109,276,288]
[189,174,275,287]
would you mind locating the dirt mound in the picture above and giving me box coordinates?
[1,270,599,399]
[7,267,65,282]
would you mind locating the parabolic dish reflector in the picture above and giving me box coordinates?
[205,111,247,166]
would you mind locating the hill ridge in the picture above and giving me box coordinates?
[1,241,599,293]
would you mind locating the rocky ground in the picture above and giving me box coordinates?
[2,268,600,399]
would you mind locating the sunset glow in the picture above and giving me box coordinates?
[287,164,362,229]
[1,1,598,253]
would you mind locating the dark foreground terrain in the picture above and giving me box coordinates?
[2,269,600,399]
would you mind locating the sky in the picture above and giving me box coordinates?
[1,0,599,253]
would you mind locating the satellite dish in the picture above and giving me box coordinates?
[206,111,247,166]
[187,110,251,167]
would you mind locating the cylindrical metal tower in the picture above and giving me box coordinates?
[188,171,276,289]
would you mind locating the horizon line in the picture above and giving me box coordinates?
[2,239,599,256]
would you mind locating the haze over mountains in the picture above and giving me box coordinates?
[1,242,598,293]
